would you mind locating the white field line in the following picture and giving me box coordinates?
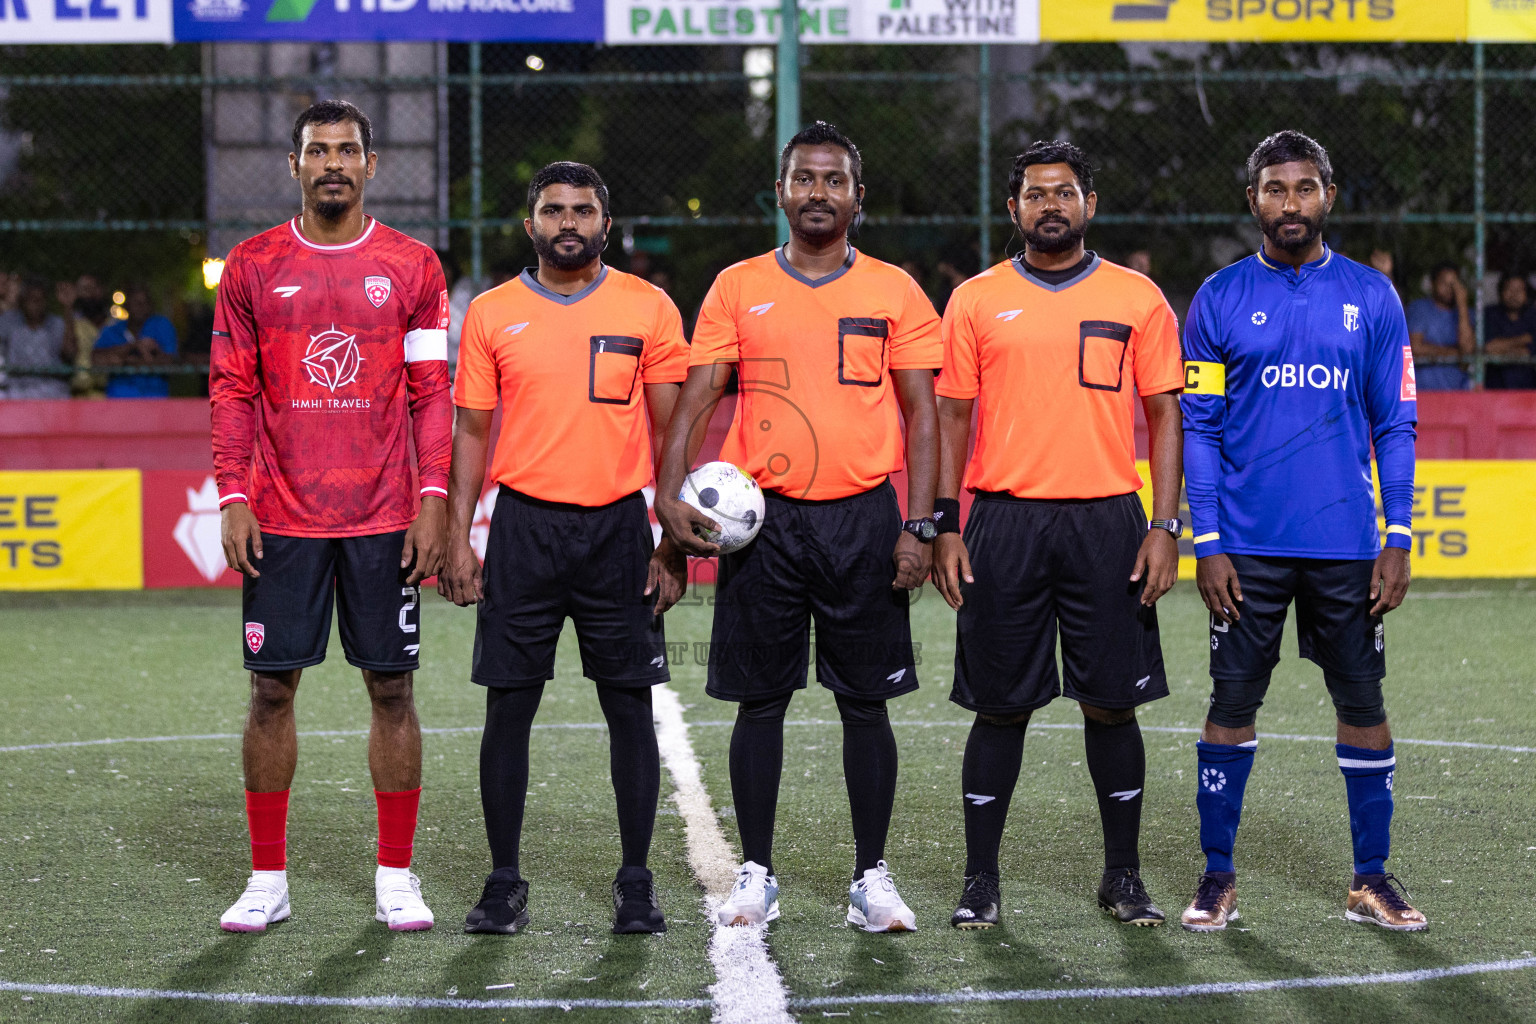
[5,721,1534,756]
[3,956,1532,1012]
[651,684,794,1024]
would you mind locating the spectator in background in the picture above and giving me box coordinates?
[94,284,178,398]
[1127,249,1154,279]
[0,277,74,399]
[1406,262,1475,390]
[60,275,110,397]
[1484,272,1536,390]
[1368,248,1403,304]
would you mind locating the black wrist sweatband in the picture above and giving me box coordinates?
[932,497,961,535]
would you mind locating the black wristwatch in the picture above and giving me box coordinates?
[1149,517,1184,539]
[902,517,938,542]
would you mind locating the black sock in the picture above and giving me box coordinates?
[595,684,660,869]
[836,693,897,878]
[729,693,791,874]
[961,714,1028,876]
[480,684,545,876]
[1083,715,1146,872]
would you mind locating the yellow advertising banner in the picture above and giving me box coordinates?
[1136,459,1536,579]
[0,471,143,590]
[1043,0,1467,42]
[1466,0,1536,40]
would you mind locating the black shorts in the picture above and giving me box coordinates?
[1210,554,1385,682]
[950,492,1167,715]
[241,531,420,674]
[706,480,917,703]
[472,487,669,689]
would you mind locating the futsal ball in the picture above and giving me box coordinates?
[679,462,765,554]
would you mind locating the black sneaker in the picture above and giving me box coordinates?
[612,866,666,935]
[949,872,1000,930]
[1097,868,1165,927]
[464,869,530,935]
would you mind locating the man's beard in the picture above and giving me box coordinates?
[1260,210,1325,255]
[315,199,351,220]
[790,201,849,243]
[1021,214,1085,255]
[531,227,605,271]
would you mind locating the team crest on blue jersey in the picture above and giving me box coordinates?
[364,276,392,309]
[1343,303,1361,332]
[1251,311,1267,326]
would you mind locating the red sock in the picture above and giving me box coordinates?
[376,788,421,868]
[245,789,289,871]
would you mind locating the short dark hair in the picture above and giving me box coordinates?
[778,121,862,191]
[1498,271,1527,296]
[1247,130,1332,191]
[291,100,373,155]
[19,275,48,297]
[1008,140,1094,200]
[527,161,610,221]
[1430,261,1461,281]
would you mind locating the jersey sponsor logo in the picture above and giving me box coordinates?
[1343,302,1361,332]
[503,322,530,335]
[1251,311,1268,325]
[1183,360,1225,395]
[995,308,1023,321]
[245,621,265,654]
[272,285,302,298]
[1260,363,1351,390]
[1401,346,1418,401]
[748,302,775,316]
[301,326,364,393]
[364,276,392,308]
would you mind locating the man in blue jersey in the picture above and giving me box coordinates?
[1179,130,1426,933]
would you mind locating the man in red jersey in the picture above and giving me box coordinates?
[210,100,452,933]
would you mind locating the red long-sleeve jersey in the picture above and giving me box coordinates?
[210,216,452,537]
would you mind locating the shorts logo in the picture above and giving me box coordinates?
[1201,768,1227,792]
[245,622,265,654]
[1251,311,1268,326]
[1374,621,1385,653]
[1135,674,1151,690]
[886,668,907,683]
[364,276,392,308]
[1343,303,1361,332]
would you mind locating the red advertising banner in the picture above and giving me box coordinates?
[142,470,243,588]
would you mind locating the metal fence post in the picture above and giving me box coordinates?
[978,43,991,270]
[470,41,485,290]
[775,0,799,248]
[1473,40,1486,388]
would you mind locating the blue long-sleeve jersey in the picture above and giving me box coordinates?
[1181,246,1417,560]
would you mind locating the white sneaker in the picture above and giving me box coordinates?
[220,871,291,933]
[716,861,780,926]
[375,867,434,931]
[848,860,916,933]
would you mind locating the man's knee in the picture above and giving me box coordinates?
[1206,676,1269,729]
[738,692,794,723]
[249,671,299,718]
[1079,702,1136,727]
[1326,674,1387,728]
[364,671,415,714]
[977,711,1031,728]
[834,692,888,727]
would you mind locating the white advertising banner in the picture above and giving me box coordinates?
[605,0,1039,44]
[0,0,173,43]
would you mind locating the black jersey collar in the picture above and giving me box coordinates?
[774,244,856,289]
[519,264,609,306]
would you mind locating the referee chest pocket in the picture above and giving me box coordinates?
[1078,320,1133,392]
[589,336,644,405]
[837,317,888,387]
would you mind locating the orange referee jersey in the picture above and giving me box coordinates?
[690,247,941,501]
[937,254,1184,499]
[455,266,689,506]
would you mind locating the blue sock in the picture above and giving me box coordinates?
[1195,740,1257,874]
[1337,743,1394,876]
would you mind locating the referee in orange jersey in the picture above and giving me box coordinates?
[934,141,1185,930]
[440,162,690,937]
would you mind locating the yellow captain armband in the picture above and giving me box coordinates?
[1183,361,1225,395]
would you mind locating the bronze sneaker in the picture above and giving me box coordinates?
[1181,871,1238,932]
[1346,873,1427,932]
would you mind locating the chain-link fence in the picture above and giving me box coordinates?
[3,40,1535,387]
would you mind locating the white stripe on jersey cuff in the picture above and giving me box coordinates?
[420,486,448,498]
[1193,531,1220,544]
[218,492,248,507]
[1338,756,1395,770]
[1386,524,1413,537]
[404,328,448,363]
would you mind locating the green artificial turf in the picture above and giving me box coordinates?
[1,580,1533,1022]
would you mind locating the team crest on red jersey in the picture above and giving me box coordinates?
[302,327,364,392]
[364,276,392,308]
[245,622,265,654]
